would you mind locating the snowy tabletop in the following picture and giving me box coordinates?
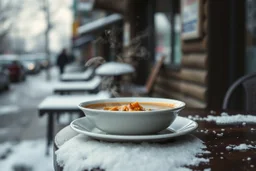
[38,91,110,110]
[188,112,256,124]
[54,76,101,91]
[61,68,94,81]
[95,62,135,76]
[55,134,208,171]
[53,110,256,171]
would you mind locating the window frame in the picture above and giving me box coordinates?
[152,0,182,70]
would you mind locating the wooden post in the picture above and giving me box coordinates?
[207,0,245,109]
[124,0,150,85]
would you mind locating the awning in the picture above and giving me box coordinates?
[78,14,123,35]
[73,35,95,47]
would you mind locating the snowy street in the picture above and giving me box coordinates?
[0,67,62,171]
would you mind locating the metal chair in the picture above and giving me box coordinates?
[222,72,256,112]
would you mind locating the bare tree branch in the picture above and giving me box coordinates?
[0,0,24,53]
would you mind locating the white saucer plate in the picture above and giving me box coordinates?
[70,116,198,142]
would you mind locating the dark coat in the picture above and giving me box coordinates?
[57,52,68,67]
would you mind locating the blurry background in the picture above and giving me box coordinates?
[0,0,256,170]
[0,0,72,55]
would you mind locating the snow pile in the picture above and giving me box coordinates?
[226,144,256,151]
[56,135,209,171]
[96,62,135,76]
[188,112,256,124]
[0,142,13,157]
[0,140,54,171]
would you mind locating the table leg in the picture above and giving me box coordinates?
[46,113,54,156]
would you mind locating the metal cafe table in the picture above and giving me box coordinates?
[95,61,135,92]
[53,109,256,171]
[37,92,111,155]
[53,62,135,95]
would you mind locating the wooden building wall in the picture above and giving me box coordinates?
[152,0,208,108]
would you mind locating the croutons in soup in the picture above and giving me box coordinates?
[85,102,175,111]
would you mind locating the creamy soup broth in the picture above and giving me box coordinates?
[85,102,175,110]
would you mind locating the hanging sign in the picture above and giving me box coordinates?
[181,0,201,40]
[77,0,95,11]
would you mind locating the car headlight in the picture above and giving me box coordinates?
[28,63,35,70]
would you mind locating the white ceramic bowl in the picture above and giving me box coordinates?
[78,97,185,135]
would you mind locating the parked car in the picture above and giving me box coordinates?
[0,65,10,90]
[0,54,26,82]
[35,53,50,69]
[20,55,41,74]
[20,53,50,72]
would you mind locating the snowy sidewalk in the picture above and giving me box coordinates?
[0,67,73,171]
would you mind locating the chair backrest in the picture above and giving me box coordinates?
[145,56,165,93]
[222,72,256,112]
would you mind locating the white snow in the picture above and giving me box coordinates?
[226,144,256,151]
[96,62,135,76]
[0,142,13,156]
[0,105,20,115]
[54,76,101,90]
[0,139,54,171]
[38,91,110,109]
[189,112,256,124]
[61,68,94,80]
[24,67,60,97]
[56,135,209,171]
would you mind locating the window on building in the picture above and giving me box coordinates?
[155,12,171,64]
[154,0,182,67]
[246,0,256,74]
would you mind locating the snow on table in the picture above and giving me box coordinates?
[38,91,110,110]
[56,135,209,171]
[61,68,94,81]
[188,112,256,124]
[0,140,54,171]
[54,76,101,90]
[226,144,256,151]
[96,62,135,76]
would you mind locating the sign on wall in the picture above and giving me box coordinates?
[123,22,130,47]
[77,0,95,11]
[181,0,201,40]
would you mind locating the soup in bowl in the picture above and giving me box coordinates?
[78,97,185,135]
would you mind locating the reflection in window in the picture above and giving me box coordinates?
[173,15,182,65]
[246,0,256,73]
[155,13,171,64]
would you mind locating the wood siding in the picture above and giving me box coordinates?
[152,0,208,108]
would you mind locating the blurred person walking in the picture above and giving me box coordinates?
[56,48,68,75]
